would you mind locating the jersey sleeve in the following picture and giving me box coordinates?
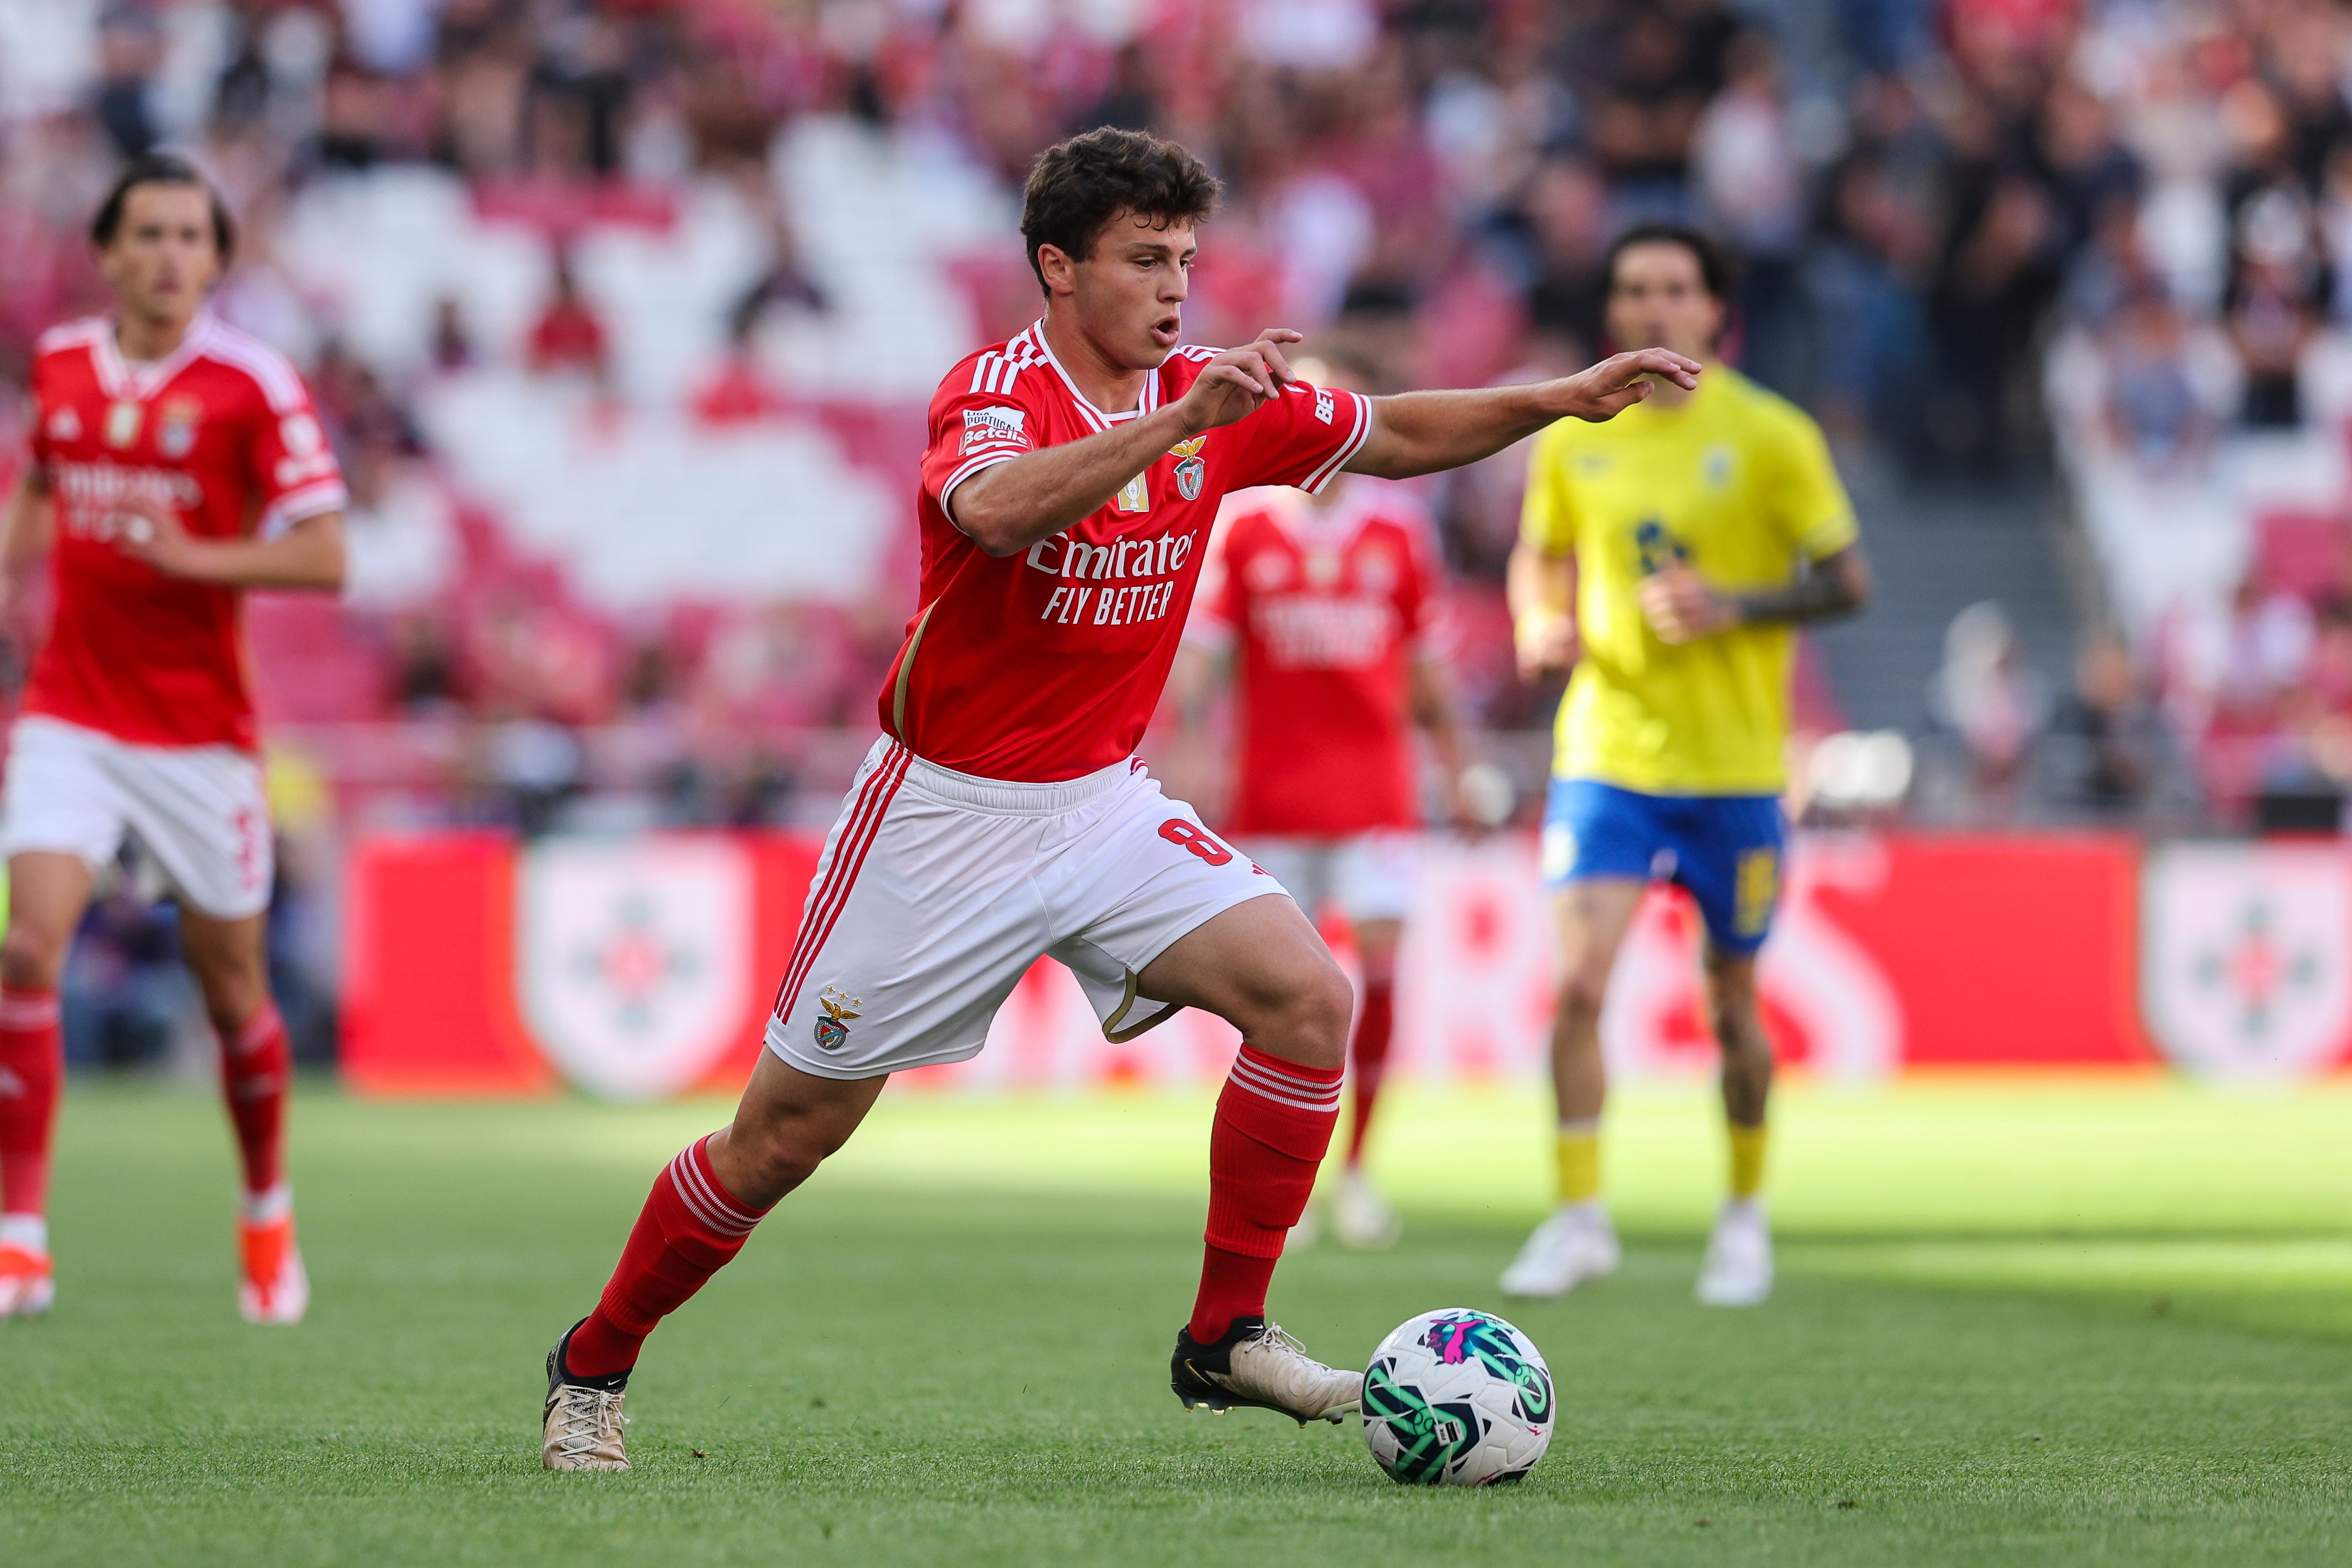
[1763,408,1858,561]
[248,380,348,539]
[1518,422,1577,554]
[921,362,1046,527]
[1229,378,1373,494]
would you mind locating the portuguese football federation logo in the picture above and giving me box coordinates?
[814,987,861,1051]
[2142,843,2352,1080]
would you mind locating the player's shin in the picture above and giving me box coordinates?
[219,1000,290,1200]
[1342,975,1393,1169]
[1190,1045,1343,1342]
[1728,1119,1767,1202]
[0,987,61,1257]
[564,1134,772,1381]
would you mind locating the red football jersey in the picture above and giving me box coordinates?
[1190,477,1442,834]
[887,321,1373,781]
[20,314,346,750]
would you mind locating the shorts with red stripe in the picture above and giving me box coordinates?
[767,736,1288,1080]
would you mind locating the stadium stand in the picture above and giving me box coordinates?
[17,0,2352,847]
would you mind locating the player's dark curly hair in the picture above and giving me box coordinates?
[1604,221,1736,301]
[90,151,237,264]
[1020,128,1220,293]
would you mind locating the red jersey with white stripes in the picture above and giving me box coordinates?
[1190,478,1443,834]
[20,313,346,750]
[891,320,1373,781]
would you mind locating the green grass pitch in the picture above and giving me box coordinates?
[4,1076,2350,1566]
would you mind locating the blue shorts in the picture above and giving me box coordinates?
[1539,779,1786,956]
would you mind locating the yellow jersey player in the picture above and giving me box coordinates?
[1501,224,1870,1306]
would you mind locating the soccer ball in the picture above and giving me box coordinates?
[1360,1307,1553,1486]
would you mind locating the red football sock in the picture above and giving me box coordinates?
[1190,1044,1343,1343]
[220,1001,290,1198]
[1344,975,1395,1169]
[566,1135,770,1379]
[0,987,62,1224]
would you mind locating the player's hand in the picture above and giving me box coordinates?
[1514,608,1579,679]
[1176,329,1304,434]
[1552,348,1702,423]
[109,495,208,579]
[1637,565,1738,644]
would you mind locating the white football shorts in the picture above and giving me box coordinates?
[1240,831,1420,926]
[767,736,1288,1079]
[0,714,273,920]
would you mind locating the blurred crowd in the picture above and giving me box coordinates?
[9,0,2352,867]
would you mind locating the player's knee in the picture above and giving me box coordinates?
[1253,958,1353,1071]
[191,963,269,1034]
[1556,965,1610,1025]
[0,925,68,991]
[732,1123,826,1201]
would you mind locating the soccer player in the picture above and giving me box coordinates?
[0,153,348,1323]
[1499,223,1869,1307]
[539,128,1697,1470]
[1178,355,1473,1251]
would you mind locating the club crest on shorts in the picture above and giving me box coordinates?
[814,986,862,1051]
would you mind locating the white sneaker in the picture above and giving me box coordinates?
[1695,1198,1773,1306]
[1331,1169,1400,1251]
[1172,1317,1363,1425]
[1499,1200,1620,1298]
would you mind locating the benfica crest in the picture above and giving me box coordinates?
[813,986,861,1051]
[2141,844,2352,1081]
[518,838,753,1100]
[1169,434,1207,501]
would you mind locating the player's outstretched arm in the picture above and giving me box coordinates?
[953,333,1303,557]
[1345,349,1702,482]
[112,494,346,591]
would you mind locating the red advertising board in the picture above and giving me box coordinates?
[340,830,2347,1098]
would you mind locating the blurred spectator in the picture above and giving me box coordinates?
[2101,290,2225,473]
[429,294,475,373]
[2037,630,2185,819]
[525,250,610,385]
[2224,189,2321,427]
[1932,601,2048,810]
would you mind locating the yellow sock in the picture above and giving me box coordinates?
[1727,1121,1767,1200]
[1554,1121,1600,1205]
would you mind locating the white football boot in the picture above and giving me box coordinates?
[1499,1199,1621,1298]
[1331,1169,1401,1251]
[1695,1198,1774,1306]
[1172,1317,1363,1425]
[543,1323,631,1471]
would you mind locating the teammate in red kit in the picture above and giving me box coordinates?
[1178,354,1474,1251]
[540,127,1697,1470]
[0,154,347,1324]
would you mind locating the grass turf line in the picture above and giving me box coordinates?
[1,1079,2347,1566]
